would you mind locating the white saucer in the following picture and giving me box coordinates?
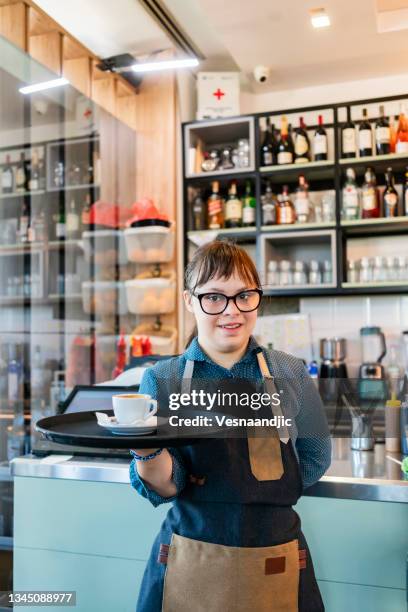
[95,413,157,436]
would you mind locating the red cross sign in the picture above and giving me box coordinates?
[213,88,225,101]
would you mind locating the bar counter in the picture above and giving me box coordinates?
[11,438,408,502]
[11,439,408,612]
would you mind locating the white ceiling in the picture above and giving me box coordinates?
[33,0,173,57]
[32,0,408,93]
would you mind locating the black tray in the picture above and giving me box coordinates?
[36,409,230,449]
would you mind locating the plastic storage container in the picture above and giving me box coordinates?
[124,224,175,263]
[81,230,128,266]
[131,323,177,355]
[81,281,128,315]
[125,271,176,315]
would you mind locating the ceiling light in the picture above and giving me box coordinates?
[19,77,69,94]
[310,8,331,29]
[131,58,199,73]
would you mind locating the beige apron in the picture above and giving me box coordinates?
[161,350,300,612]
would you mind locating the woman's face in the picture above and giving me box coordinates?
[183,271,258,354]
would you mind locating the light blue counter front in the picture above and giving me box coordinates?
[12,447,408,612]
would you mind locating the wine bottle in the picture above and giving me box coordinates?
[15,152,27,193]
[342,107,356,158]
[260,117,275,166]
[375,105,390,155]
[314,115,328,161]
[359,108,373,157]
[294,117,310,164]
[383,167,399,217]
[261,180,276,225]
[277,116,294,165]
[225,181,242,228]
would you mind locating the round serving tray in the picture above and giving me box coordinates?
[36,409,232,449]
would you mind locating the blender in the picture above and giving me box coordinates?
[355,326,388,450]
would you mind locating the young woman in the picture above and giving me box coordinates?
[130,241,331,612]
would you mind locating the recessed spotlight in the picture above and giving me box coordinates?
[310,8,331,29]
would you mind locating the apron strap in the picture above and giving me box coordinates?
[256,351,290,444]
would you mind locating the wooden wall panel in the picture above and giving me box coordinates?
[0,1,27,50]
[28,31,62,74]
[91,61,116,116]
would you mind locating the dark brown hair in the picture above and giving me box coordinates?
[184,240,261,347]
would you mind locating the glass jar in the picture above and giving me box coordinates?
[237,139,250,168]
[347,260,359,283]
[279,260,293,286]
[372,256,386,282]
[396,255,408,281]
[322,260,332,284]
[385,256,397,281]
[220,147,235,170]
[359,257,372,283]
[313,201,323,223]
[267,260,279,286]
[309,260,322,284]
[293,261,308,285]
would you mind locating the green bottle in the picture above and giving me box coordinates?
[242,181,256,227]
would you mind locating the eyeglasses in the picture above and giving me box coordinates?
[192,289,263,315]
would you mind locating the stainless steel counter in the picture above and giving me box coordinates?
[11,438,408,503]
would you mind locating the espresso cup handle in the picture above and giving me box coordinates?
[145,399,157,420]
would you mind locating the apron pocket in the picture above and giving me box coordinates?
[247,426,284,481]
[162,534,299,612]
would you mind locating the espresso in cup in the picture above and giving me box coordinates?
[112,393,157,425]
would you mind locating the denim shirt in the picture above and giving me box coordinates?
[130,337,332,507]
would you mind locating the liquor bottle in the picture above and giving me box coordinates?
[342,107,356,158]
[342,168,360,220]
[359,108,373,157]
[276,185,296,224]
[277,116,294,165]
[294,174,310,223]
[207,181,224,230]
[261,180,276,225]
[67,198,80,237]
[225,181,243,228]
[1,155,14,194]
[361,167,380,218]
[56,207,66,240]
[260,117,275,166]
[19,201,29,243]
[375,105,390,155]
[242,181,256,227]
[31,207,46,243]
[314,115,328,161]
[403,167,408,216]
[15,152,27,192]
[28,149,40,191]
[191,188,206,230]
[294,117,310,164]
[383,167,399,217]
[389,115,398,153]
[396,106,408,153]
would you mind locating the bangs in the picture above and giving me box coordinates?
[186,241,260,292]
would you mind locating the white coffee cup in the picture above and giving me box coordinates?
[112,393,158,425]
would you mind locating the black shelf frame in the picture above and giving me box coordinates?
[182,92,408,298]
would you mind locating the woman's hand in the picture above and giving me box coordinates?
[131,448,177,498]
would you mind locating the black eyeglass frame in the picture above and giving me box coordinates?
[191,288,263,315]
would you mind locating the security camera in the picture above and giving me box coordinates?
[253,65,270,84]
